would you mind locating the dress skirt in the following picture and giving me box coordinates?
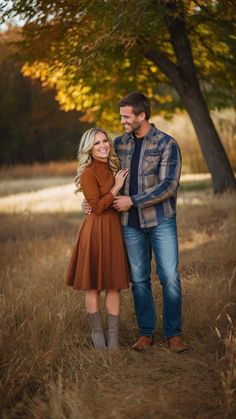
[66,208,130,290]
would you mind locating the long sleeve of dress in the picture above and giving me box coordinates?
[80,167,114,215]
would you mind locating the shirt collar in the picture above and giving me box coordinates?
[123,123,158,143]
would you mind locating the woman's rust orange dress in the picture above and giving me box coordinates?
[66,159,130,290]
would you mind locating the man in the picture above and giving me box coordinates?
[84,92,188,352]
[113,92,188,352]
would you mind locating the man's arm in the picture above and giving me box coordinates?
[113,140,181,211]
[113,196,133,211]
[82,198,92,215]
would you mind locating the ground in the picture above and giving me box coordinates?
[0,172,235,419]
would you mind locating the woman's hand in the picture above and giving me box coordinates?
[111,169,129,197]
[114,169,129,189]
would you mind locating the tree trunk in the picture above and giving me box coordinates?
[145,0,236,193]
[147,50,236,192]
[180,88,236,193]
[182,96,236,192]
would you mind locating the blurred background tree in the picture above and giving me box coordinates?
[0,27,91,165]
[1,0,236,191]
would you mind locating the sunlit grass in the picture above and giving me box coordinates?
[0,182,82,213]
[0,177,74,197]
[0,173,213,214]
[0,174,235,418]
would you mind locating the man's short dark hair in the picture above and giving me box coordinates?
[118,92,151,120]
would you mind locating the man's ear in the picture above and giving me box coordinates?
[139,112,146,122]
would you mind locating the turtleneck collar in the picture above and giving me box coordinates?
[92,158,109,167]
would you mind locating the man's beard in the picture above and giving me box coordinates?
[131,122,142,134]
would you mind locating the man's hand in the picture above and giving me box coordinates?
[113,196,133,212]
[82,198,92,215]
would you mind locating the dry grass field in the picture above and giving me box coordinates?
[0,173,236,419]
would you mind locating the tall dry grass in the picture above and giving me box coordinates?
[152,108,236,174]
[0,161,77,180]
[0,109,235,178]
[0,177,235,418]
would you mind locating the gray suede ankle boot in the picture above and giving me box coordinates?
[87,312,107,350]
[107,314,119,350]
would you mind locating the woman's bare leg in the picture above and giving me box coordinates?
[105,290,120,315]
[85,289,100,313]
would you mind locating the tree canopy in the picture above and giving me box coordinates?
[0,28,91,165]
[1,0,235,125]
[1,0,236,191]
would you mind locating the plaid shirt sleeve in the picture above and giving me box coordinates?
[131,140,181,208]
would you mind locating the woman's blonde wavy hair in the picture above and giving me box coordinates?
[75,128,120,194]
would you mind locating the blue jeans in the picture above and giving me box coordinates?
[123,215,182,338]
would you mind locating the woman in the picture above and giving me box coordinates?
[66,128,130,350]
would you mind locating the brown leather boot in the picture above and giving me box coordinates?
[132,336,154,351]
[168,336,189,353]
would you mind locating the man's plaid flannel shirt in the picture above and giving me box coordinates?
[114,124,182,228]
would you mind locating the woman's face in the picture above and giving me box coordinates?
[91,131,110,161]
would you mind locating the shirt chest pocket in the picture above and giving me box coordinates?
[143,150,161,174]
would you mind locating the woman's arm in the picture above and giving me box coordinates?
[80,168,128,215]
